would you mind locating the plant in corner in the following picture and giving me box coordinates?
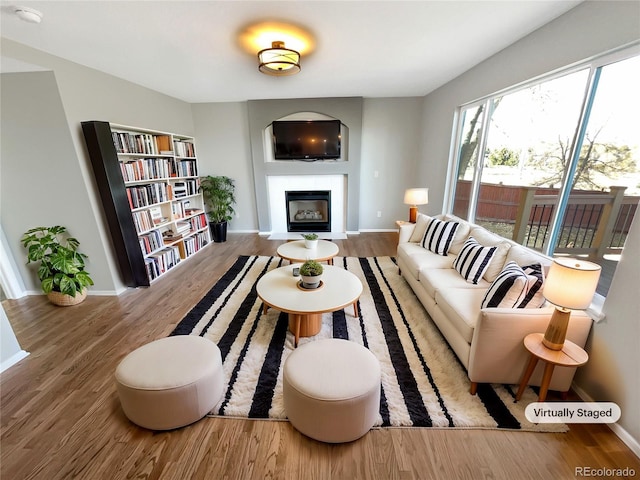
[299,259,323,289]
[20,226,94,306]
[199,175,236,243]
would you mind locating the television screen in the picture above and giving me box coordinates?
[272,120,341,160]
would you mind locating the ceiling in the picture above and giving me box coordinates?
[0,1,583,103]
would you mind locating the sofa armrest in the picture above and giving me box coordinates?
[468,308,592,390]
[398,222,416,244]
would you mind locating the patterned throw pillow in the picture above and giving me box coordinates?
[453,236,497,284]
[520,263,546,308]
[420,218,460,256]
[481,261,546,308]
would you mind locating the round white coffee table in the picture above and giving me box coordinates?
[277,240,339,265]
[256,264,363,347]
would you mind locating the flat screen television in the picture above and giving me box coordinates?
[272,120,341,160]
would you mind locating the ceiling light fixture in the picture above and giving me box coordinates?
[258,41,301,76]
[14,6,43,24]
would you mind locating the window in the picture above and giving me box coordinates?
[448,50,640,296]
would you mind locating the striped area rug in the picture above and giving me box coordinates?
[171,255,566,431]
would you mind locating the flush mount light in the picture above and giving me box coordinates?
[14,6,43,24]
[258,41,301,76]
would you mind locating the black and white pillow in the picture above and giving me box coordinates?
[420,218,460,256]
[481,261,546,309]
[453,236,497,284]
[520,263,545,308]
[481,261,530,308]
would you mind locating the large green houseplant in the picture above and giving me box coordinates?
[21,226,94,306]
[199,175,236,243]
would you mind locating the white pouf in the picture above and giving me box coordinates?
[283,338,381,443]
[115,336,224,430]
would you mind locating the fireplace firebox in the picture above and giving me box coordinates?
[286,190,331,232]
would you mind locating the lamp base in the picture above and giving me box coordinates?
[409,206,418,223]
[542,307,571,350]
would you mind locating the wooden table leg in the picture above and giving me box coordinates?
[516,354,539,401]
[353,301,359,318]
[538,362,556,402]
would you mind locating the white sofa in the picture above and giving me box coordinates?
[397,213,593,394]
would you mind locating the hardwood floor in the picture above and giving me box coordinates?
[2,233,638,480]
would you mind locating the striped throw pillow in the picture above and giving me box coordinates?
[481,261,546,309]
[420,218,460,256]
[453,236,497,284]
[520,263,545,308]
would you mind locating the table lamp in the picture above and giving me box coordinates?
[403,188,429,223]
[541,258,601,350]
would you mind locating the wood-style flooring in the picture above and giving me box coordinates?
[2,233,638,479]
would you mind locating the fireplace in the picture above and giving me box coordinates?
[286,190,331,232]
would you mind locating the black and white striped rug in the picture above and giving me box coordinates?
[171,255,566,431]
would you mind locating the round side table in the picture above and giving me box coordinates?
[515,332,588,402]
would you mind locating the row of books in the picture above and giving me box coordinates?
[189,213,208,231]
[113,132,172,155]
[139,230,164,255]
[184,232,209,257]
[174,159,198,177]
[145,246,181,281]
[174,140,195,158]
[120,158,199,183]
[126,183,169,209]
[173,180,199,199]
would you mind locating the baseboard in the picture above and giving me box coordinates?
[228,229,260,234]
[1,350,29,373]
[358,228,398,233]
[572,383,640,458]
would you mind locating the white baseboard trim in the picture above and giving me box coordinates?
[1,350,29,373]
[572,383,640,459]
[358,228,398,233]
[228,229,260,233]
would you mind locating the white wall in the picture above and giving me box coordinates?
[418,0,640,450]
[359,98,425,229]
[0,303,28,372]
[191,102,257,231]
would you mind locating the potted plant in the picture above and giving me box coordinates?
[199,175,236,243]
[20,226,94,306]
[299,260,323,289]
[302,233,319,249]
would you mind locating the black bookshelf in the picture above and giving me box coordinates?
[82,121,150,287]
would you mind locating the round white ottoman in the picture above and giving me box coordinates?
[283,338,381,443]
[115,336,224,430]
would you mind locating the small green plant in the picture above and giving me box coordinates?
[299,260,323,277]
[302,233,318,241]
[21,226,94,297]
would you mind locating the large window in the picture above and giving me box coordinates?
[448,50,640,296]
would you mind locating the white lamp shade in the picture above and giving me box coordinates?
[542,258,601,310]
[403,188,429,206]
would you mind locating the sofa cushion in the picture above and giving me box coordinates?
[505,244,553,273]
[481,261,539,308]
[408,213,433,243]
[397,243,455,279]
[453,237,498,284]
[435,288,487,344]
[468,227,511,282]
[419,267,489,298]
[420,218,460,255]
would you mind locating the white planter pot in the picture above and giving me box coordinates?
[300,273,322,289]
[304,239,318,249]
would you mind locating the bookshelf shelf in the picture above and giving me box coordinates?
[81,121,211,287]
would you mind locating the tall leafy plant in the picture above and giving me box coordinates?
[21,226,94,297]
[199,175,236,224]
